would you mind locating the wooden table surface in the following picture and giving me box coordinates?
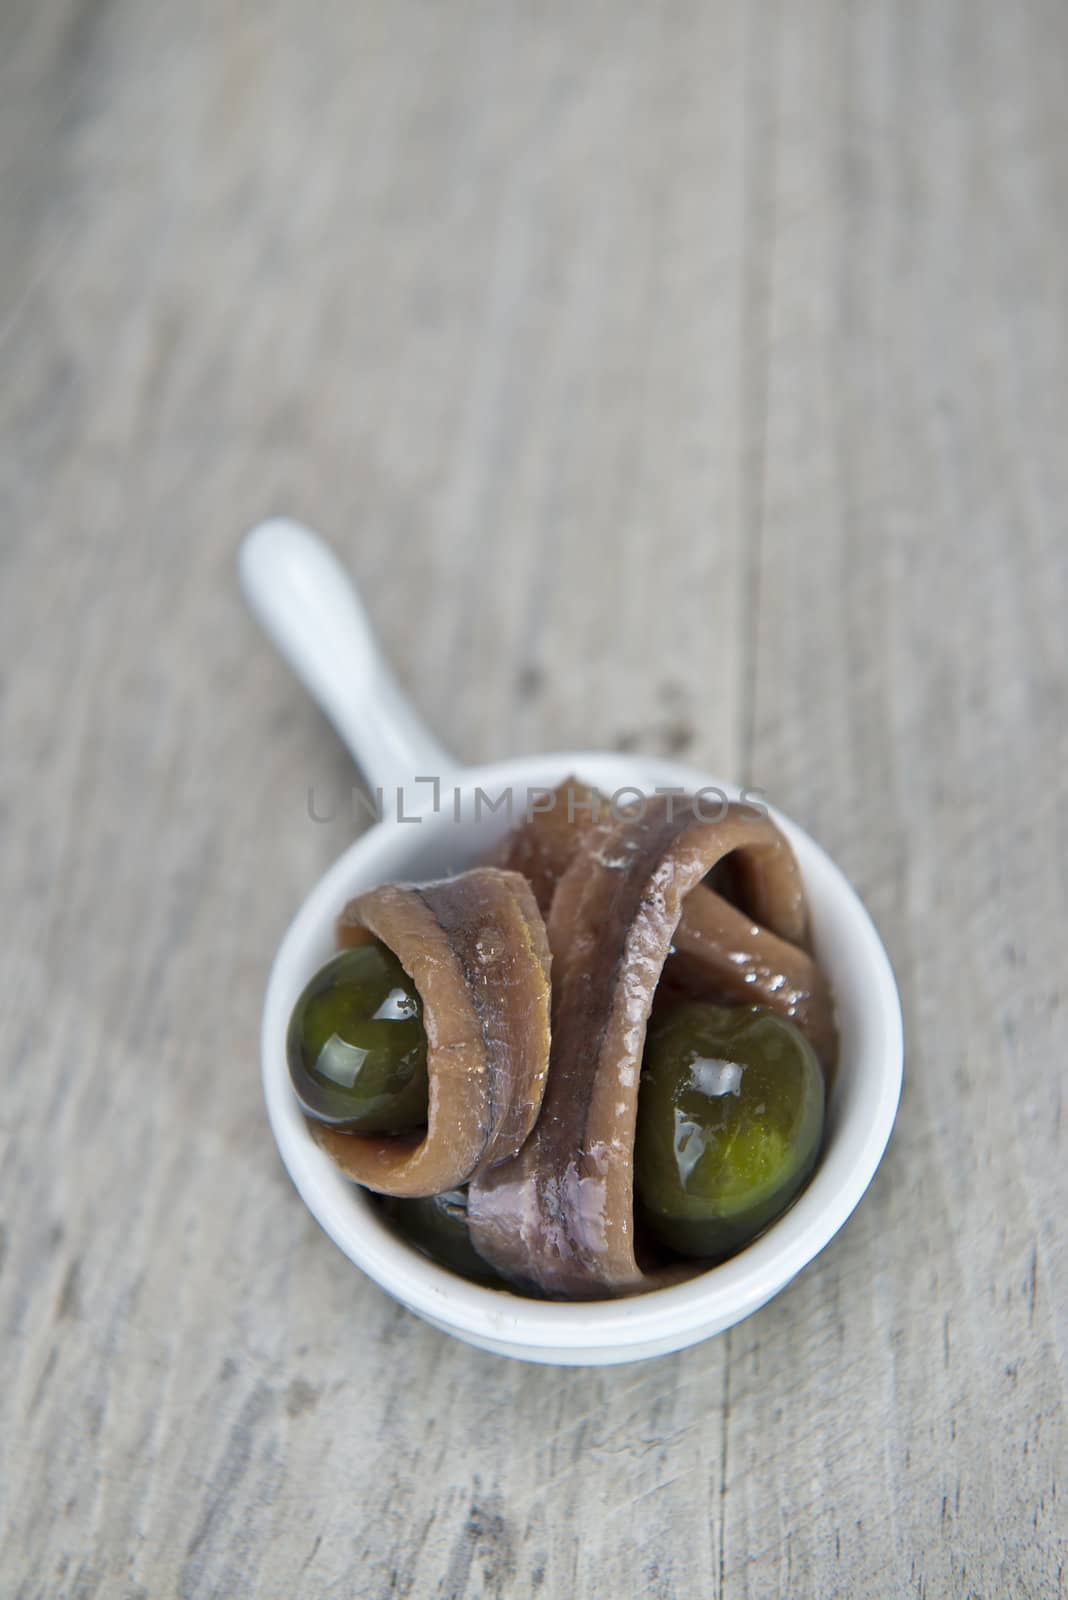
[3,1,1066,1595]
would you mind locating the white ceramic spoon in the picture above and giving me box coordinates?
[240,517,902,1366]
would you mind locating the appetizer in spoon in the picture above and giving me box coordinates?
[286,783,837,1299]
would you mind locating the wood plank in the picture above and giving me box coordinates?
[726,1,1068,1596]
[3,0,1066,1593]
[0,2,756,1596]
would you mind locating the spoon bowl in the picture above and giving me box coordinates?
[242,519,903,1365]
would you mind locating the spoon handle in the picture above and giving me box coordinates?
[240,518,455,792]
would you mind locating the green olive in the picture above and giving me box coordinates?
[636,1002,824,1258]
[287,943,428,1132]
[378,1189,501,1286]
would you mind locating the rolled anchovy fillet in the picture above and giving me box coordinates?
[312,868,551,1198]
[496,778,835,1070]
[493,778,601,914]
[469,798,824,1297]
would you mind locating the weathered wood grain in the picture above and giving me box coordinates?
[1,0,1065,1596]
